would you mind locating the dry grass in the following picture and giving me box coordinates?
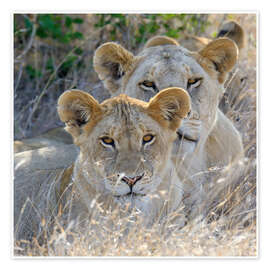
[13,13,257,257]
[14,216,256,257]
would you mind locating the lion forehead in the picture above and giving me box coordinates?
[139,44,191,58]
[102,95,146,124]
[126,46,205,85]
[88,96,158,140]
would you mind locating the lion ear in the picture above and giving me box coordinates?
[93,42,135,94]
[144,35,180,49]
[198,38,238,83]
[57,90,102,140]
[217,20,245,50]
[147,87,191,131]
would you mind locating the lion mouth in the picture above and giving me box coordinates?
[126,192,146,197]
[114,192,146,198]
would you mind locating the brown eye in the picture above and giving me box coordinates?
[188,78,196,84]
[187,78,202,89]
[143,81,154,87]
[142,134,155,145]
[101,137,115,146]
[139,80,158,92]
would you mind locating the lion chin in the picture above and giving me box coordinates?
[113,192,153,216]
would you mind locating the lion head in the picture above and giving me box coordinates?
[57,87,190,216]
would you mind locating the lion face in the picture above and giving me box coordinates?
[122,45,221,142]
[94,37,238,144]
[79,105,172,199]
[57,87,190,209]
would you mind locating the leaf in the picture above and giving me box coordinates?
[165,29,179,38]
[73,18,84,24]
[211,31,217,38]
[65,16,73,28]
[58,55,78,77]
[74,47,83,55]
[36,27,48,38]
[24,16,33,32]
[46,58,54,72]
[71,32,84,40]
[26,65,42,80]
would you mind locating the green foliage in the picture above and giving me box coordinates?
[94,14,210,48]
[14,13,211,87]
[160,14,210,37]
[58,54,78,77]
[35,14,84,43]
[211,31,218,38]
[24,16,33,35]
[25,65,42,80]
[135,15,161,44]
[95,14,128,41]
[14,14,84,44]
[45,58,54,73]
[14,14,86,83]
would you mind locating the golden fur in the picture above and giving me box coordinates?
[93,35,244,213]
[14,87,191,240]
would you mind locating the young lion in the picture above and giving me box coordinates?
[14,87,190,241]
[58,87,190,222]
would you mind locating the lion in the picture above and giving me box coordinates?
[93,35,244,207]
[165,20,248,114]
[13,21,245,155]
[14,87,191,241]
[14,127,73,153]
[179,20,245,52]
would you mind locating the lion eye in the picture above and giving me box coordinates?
[187,78,202,89]
[101,136,115,147]
[139,80,158,93]
[142,134,155,145]
[143,81,154,88]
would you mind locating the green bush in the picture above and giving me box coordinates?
[32,14,84,43]
[15,14,209,81]
[94,14,209,48]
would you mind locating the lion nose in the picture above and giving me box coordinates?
[121,174,144,187]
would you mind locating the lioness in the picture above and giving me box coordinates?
[14,87,190,241]
[93,37,244,183]
[179,20,245,52]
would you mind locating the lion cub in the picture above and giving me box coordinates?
[57,87,190,225]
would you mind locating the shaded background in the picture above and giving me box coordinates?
[14,13,256,140]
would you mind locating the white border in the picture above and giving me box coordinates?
[2,1,267,269]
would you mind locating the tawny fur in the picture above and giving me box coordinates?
[14,88,190,241]
[93,35,244,217]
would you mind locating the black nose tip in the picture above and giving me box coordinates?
[121,174,144,187]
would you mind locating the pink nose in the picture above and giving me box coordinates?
[121,174,144,187]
